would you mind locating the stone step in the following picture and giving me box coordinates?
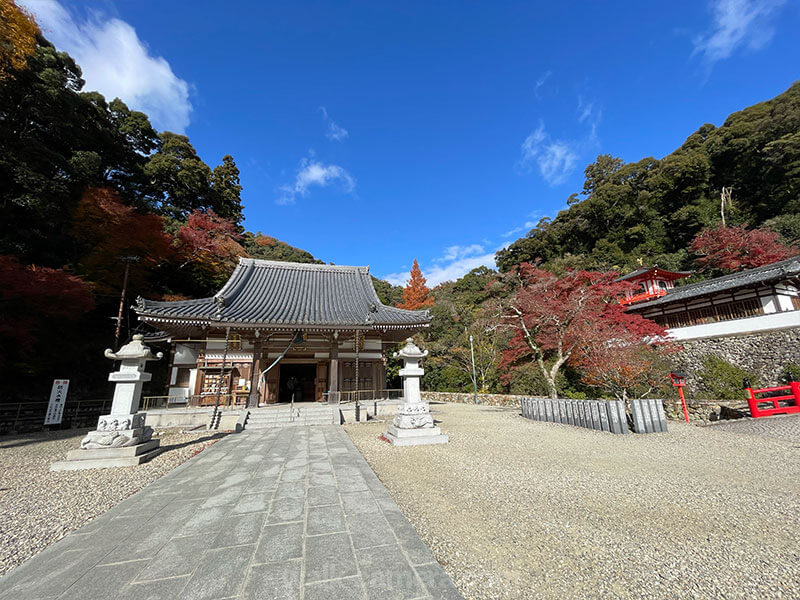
[51,441,161,471]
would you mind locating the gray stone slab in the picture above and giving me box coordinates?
[304,576,367,600]
[254,522,304,563]
[307,484,338,506]
[62,559,149,600]
[242,559,301,600]
[178,544,254,600]
[210,511,267,548]
[267,497,305,523]
[275,481,306,499]
[118,576,190,600]
[347,512,395,550]
[175,505,230,536]
[245,475,278,492]
[598,402,610,432]
[232,491,271,514]
[357,544,426,600]
[307,504,346,535]
[309,471,335,486]
[415,563,465,600]
[341,491,380,515]
[304,532,357,583]
[201,484,245,508]
[279,467,307,482]
[136,534,211,581]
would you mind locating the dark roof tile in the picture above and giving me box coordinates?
[135,258,430,329]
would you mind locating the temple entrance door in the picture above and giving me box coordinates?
[279,363,317,403]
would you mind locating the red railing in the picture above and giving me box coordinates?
[619,288,667,306]
[743,382,800,418]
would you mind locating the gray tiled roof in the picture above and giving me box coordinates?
[615,266,692,282]
[135,258,431,329]
[628,255,800,310]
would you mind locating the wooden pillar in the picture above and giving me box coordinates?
[329,337,339,403]
[248,338,262,408]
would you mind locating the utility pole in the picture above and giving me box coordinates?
[469,334,478,404]
[114,256,140,350]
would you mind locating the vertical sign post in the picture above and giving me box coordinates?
[45,379,70,425]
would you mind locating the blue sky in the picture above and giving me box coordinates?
[24,0,800,286]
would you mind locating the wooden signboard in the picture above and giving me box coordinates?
[44,379,70,425]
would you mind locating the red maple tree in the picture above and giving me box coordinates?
[0,255,94,357]
[690,224,798,272]
[398,259,434,310]
[499,264,669,399]
[73,187,174,294]
[176,209,244,272]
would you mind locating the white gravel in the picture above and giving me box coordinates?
[345,402,800,600]
[0,427,224,575]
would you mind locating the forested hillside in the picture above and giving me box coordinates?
[419,82,800,396]
[497,82,800,274]
[0,16,323,399]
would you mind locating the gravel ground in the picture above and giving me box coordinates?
[345,403,800,600]
[0,427,225,575]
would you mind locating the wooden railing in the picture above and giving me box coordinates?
[323,389,403,405]
[141,394,247,411]
[620,289,667,306]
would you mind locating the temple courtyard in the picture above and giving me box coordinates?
[348,403,800,599]
[0,404,799,599]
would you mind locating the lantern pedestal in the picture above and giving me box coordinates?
[51,335,163,471]
[383,339,448,447]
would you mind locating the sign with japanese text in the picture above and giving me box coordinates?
[44,379,69,425]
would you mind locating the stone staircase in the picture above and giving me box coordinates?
[243,404,340,430]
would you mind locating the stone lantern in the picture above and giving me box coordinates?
[51,335,163,471]
[383,338,448,446]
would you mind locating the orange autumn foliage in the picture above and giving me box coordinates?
[0,0,39,81]
[398,259,434,310]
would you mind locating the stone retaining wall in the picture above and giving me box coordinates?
[674,328,800,392]
[421,391,527,407]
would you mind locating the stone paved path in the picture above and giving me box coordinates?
[0,426,462,600]
[709,413,800,443]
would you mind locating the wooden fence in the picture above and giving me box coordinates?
[520,397,668,434]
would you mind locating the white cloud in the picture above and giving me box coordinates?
[519,121,579,186]
[383,244,497,288]
[693,0,787,65]
[501,220,537,238]
[23,0,192,132]
[320,106,349,141]
[438,244,485,262]
[534,70,551,98]
[277,156,355,205]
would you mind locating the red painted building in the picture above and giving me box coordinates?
[616,266,692,306]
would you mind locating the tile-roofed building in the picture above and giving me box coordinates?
[625,256,800,340]
[134,258,431,408]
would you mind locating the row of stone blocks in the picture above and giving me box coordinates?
[520,397,668,434]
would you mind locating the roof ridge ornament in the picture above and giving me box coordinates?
[213,295,225,320]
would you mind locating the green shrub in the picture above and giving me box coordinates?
[697,355,759,400]
[782,363,800,382]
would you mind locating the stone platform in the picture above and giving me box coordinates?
[0,426,462,600]
[50,440,161,471]
[384,425,449,446]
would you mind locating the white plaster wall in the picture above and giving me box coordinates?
[668,310,800,341]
